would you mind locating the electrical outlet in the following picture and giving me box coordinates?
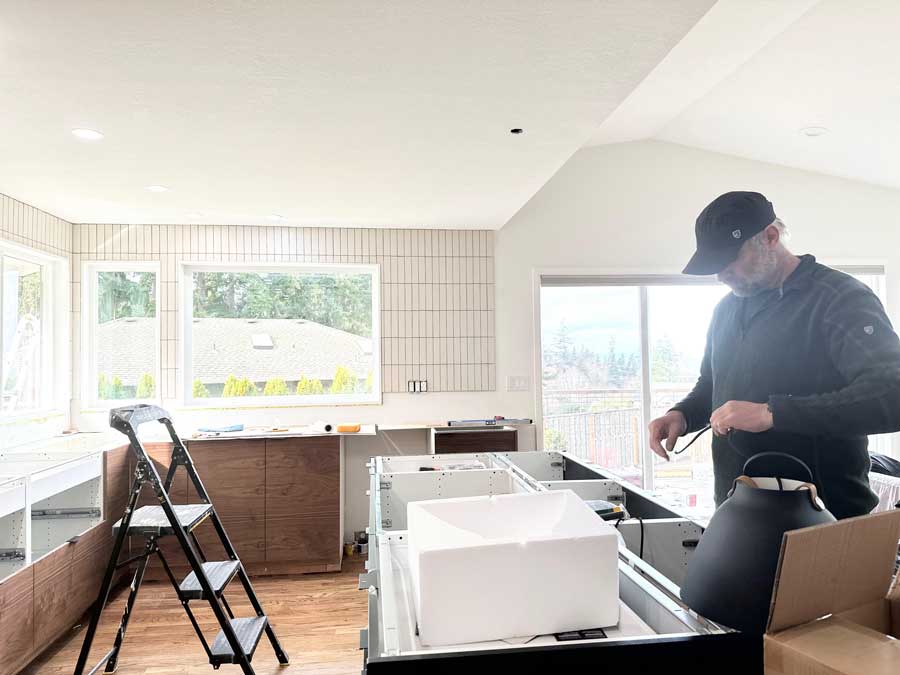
[408,380,429,393]
[506,375,530,392]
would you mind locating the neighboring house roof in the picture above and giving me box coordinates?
[96,317,373,386]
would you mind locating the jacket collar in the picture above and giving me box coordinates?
[781,254,816,294]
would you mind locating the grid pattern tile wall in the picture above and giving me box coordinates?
[0,193,72,256]
[71,224,495,400]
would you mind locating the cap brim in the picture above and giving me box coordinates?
[683,246,740,276]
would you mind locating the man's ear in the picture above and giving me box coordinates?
[765,223,780,245]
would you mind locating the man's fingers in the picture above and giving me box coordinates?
[648,424,669,459]
[664,427,679,454]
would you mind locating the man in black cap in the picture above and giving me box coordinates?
[648,191,900,518]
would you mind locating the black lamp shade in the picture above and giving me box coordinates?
[680,453,836,634]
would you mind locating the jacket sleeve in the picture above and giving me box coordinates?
[670,321,714,434]
[769,285,900,436]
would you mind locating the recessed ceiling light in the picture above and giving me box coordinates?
[510,128,524,135]
[71,128,104,141]
[800,126,829,137]
[145,185,170,193]
[268,214,286,222]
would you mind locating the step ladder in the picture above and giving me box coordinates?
[74,405,289,674]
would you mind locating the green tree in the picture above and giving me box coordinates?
[192,379,210,398]
[98,271,155,323]
[263,378,289,396]
[606,337,623,387]
[236,378,257,396]
[135,373,155,399]
[222,374,239,397]
[544,428,568,451]
[98,373,126,399]
[549,321,574,366]
[19,271,42,319]
[222,375,256,397]
[651,335,679,383]
[192,271,373,337]
[330,366,357,394]
[296,376,325,395]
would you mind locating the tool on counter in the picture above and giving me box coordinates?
[309,421,333,433]
[197,423,245,433]
[447,416,533,427]
[336,423,361,433]
[584,499,625,522]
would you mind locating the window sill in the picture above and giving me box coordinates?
[175,396,384,411]
[0,408,67,426]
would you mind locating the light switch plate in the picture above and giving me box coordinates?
[506,375,530,392]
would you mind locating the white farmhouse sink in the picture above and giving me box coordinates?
[407,489,619,646]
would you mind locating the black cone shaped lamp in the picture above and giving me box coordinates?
[680,452,836,634]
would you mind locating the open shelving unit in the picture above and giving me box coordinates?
[0,437,109,582]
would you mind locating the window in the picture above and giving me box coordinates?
[540,285,644,486]
[1,243,60,416]
[84,263,160,406]
[539,266,888,519]
[182,263,380,405]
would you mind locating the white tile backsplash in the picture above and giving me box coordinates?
[71,223,495,393]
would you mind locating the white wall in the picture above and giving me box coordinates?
[496,139,900,435]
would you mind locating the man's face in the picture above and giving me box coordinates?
[717,229,778,297]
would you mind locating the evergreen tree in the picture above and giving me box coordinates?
[263,378,289,396]
[192,379,210,398]
[330,366,357,394]
[222,375,239,397]
[135,373,155,399]
[651,334,680,383]
[550,321,574,366]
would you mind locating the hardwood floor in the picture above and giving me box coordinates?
[24,558,367,675]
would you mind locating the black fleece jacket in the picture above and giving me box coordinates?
[671,255,900,519]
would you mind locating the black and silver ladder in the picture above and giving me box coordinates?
[74,405,289,674]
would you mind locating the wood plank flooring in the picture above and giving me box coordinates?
[23,559,367,675]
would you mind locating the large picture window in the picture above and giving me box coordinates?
[182,263,380,405]
[539,266,888,519]
[83,262,160,407]
[1,249,49,414]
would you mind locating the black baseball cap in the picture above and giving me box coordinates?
[683,191,776,275]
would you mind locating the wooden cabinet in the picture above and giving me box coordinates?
[0,566,34,675]
[187,440,266,563]
[33,544,74,647]
[432,428,518,454]
[265,437,340,565]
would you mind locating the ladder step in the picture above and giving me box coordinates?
[113,504,213,537]
[179,560,241,600]
[209,616,268,665]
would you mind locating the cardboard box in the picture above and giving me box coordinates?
[765,509,900,675]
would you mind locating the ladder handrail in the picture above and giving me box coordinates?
[108,403,172,433]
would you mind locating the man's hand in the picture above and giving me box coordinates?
[648,410,687,461]
[709,401,773,436]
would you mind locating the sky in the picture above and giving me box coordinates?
[540,284,729,376]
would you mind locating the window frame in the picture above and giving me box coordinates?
[179,261,382,408]
[81,261,162,410]
[0,239,68,421]
[534,261,890,490]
